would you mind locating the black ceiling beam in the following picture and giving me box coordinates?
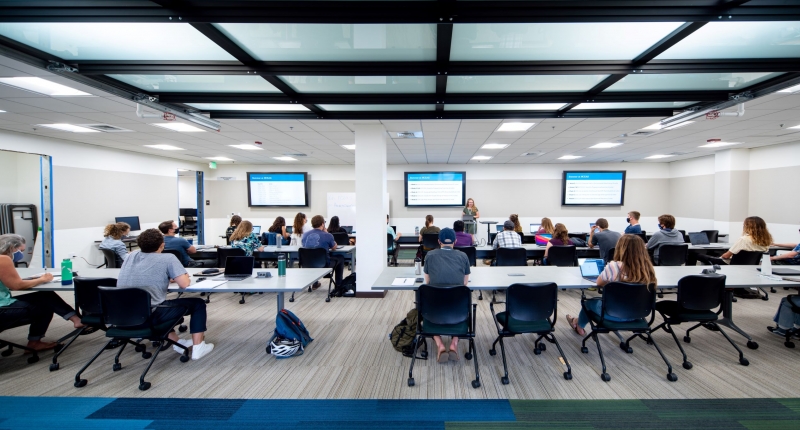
[2,1,798,23]
[435,1,454,114]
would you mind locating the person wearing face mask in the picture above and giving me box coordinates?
[624,211,642,234]
[0,234,87,352]
[646,214,684,264]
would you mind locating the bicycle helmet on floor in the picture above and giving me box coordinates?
[270,337,302,358]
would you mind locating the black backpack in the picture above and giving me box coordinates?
[332,272,356,297]
[389,309,426,358]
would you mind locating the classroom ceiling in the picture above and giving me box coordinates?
[0,1,799,165]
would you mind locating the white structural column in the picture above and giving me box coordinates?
[714,148,750,241]
[354,124,389,297]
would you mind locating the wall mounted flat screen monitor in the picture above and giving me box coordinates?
[562,171,626,206]
[115,216,141,231]
[247,172,309,207]
[404,172,466,207]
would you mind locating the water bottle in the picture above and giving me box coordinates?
[60,258,73,286]
[761,253,772,276]
[414,257,421,275]
[415,226,419,235]
[276,236,282,249]
[278,253,287,277]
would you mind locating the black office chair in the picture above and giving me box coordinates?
[495,247,527,266]
[216,247,248,304]
[768,294,800,348]
[730,250,769,300]
[420,233,440,264]
[677,229,688,243]
[454,246,480,299]
[701,230,719,243]
[0,311,41,365]
[516,232,525,241]
[580,282,676,382]
[547,245,577,267]
[603,247,615,263]
[658,244,688,266]
[489,232,498,245]
[100,248,118,269]
[408,285,479,388]
[387,233,398,267]
[489,283,572,384]
[652,274,749,369]
[634,233,648,243]
[298,247,335,303]
[74,287,189,391]
[332,232,350,246]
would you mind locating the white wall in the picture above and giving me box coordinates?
[178,174,197,209]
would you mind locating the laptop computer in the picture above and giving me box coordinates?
[286,226,293,234]
[342,226,353,234]
[496,225,504,232]
[462,215,474,222]
[252,226,261,234]
[219,256,254,281]
[530,223,541,234]
[688,232,720,247]
[535,233,552,246]
[580,259,604,283]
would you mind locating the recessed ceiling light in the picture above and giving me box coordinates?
[699,141,741,148]
[205,157,233,161]
[645,154,675,159]
[341,144,356,150]
[0,110,5,113]
[788,124,800,129]
[145,144,184,151]
[558,155,583,160]
[273,156,297,161]
[37,123,99,133]
[481,143,509,149]
[394,131,423,139]
[589,142,623,149]
[178,169,190,172]
[497,122,535,132]
[151,123,206,132]
[229,144,263,150]
[642,121,694,131]
[778,83,800,93]
[471,155,493,160]
[0,77,92,96]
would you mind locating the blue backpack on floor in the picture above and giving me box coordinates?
[273,309,313,348]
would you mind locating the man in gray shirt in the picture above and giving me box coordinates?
[423,228,471,363]
[118,228,214,360]
[589,218,622,261]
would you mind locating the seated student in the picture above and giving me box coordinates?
[230,220,265,257]
[453,220,474,247]
[566,234,657,336]
[771,295,800,338]
[493,220,522,250]
[267,216,290,245]
[646,214,684,265]
[99,221,130,267]
[625,211,642,234]
[301,215,344,287]
[159,220,214,268]
[419,215,441,251]
[771,227,800,265]
[292,212,307,244]
[117,229,213,359]
[327,216,346,235]
[423,228,471,363]
[226,215,241,238]
[537,217,555,235]
[696,216,772,265]
[387,215,402,261]
[543,223,573,265]
[510,214,523,234]
[589,218,621,261]
[0,234,86,351]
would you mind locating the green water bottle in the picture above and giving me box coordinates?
[277,253,287,277]
[61,258,73,286]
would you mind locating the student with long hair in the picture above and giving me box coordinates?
[543,223,572,264]
[567,234,657,336]
[226,215,242,237]
[537,217,555,235]
[99,222,130,267]
[510,214,523,233]
[419,215,441,251]
[327,216,345,234]
[292,212,307,244]
[230,220,264,257]
[267,216,290,245]
[462,198,480,238]
[696,216,773,265]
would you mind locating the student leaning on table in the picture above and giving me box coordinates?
[117,228,213,360]
[566,234,657,336]
[0,234,87,352]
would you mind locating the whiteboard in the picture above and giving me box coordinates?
[327,193,356,230]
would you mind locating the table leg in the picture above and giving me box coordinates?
[718,290,759,349]
[486,223,492,245]
[277,292,284,312]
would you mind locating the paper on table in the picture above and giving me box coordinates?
[186,280,228,290]
[392,278,416,286]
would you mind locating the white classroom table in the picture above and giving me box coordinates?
[194,245,357,270]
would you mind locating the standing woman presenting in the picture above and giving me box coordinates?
[462,198,480,241]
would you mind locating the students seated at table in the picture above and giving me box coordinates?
[543,223,573,265]
[646,214,684,264]
[99,221,130,267]
[566,234,657,336]
[230,220,265,257]
[696,216,772,265]
[453,220,474,247]
[510,214,523,234]
[226,215,242,238]
[0,234,86,352]
[267,216,290,245]
[292,212,307,244]
[419,215,441,251]
[423,228,471,363]
[625,211,642,234]
[160,220,215,268]
[589,218,621,261]
[117,228,213,359]
[771,227,800,265]
[301,215,344,286]
[537,217,555,234]
[493,220,522,250]
[327,216,346,234]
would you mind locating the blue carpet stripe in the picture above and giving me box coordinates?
[88,398,247,420]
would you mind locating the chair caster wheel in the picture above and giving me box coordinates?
[180,355,190,363]
[325,297,331,303]
[200,292,206,296]
[786,341,795,348]
[1,348,13,357]
[501,376,509,385]
[761,296,769,301]
[489,349,496,356]
[407,378,415,387]
[178,325,188,333]
[464,352,473,360]
[142,352,152,359]
[564,372,573,381]
[289,297,295,303]
[472,380,481,389]
[420,351,428,359]
[667,373,678,382]
[205,297,211,304]
[478,295,483,300]
[581,347,589,354]
[534,348,541,355]
[740,357,749,366]
[620,342,633,353]
[112,363,122,371]
[239,299,245,304]
[771,288,777,293]
[683,336,691,343]
[49,363,60,371]
[134,344,145,353]
[601,373,611,382]
[539,343,546,351]
[683,361,693,370]
[747,341,758,350]
[732,297,738,303]
[53,344,64,353]
[74,379,87,388]
[139,382,151,391]
[27,355,39,364]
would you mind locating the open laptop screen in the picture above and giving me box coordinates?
[252,226,261,234]
[530,223,541,234]
[225,256,254,276]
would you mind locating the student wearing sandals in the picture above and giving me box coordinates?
[566,234,657,336]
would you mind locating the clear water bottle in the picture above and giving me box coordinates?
[415,226,419,235]
[761,253,772,276]
[414,257,422,275]
[276,235,282,249]
[61,258,73,286]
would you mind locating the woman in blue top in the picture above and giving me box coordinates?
[229,220,264,257]
[0,234,86,352]
[99,222,129,267]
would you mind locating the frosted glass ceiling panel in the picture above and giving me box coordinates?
[573,102,696,110]
[282,76,435,93]
[320,104,435,111]
[108,75,281,92]
[215,24,437,61]
[0,23,235,61]
[606,72,782,92]
[450,22,684,61]
[447,75,608,93]
[657,22,800,59]
[445,103,566,111]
